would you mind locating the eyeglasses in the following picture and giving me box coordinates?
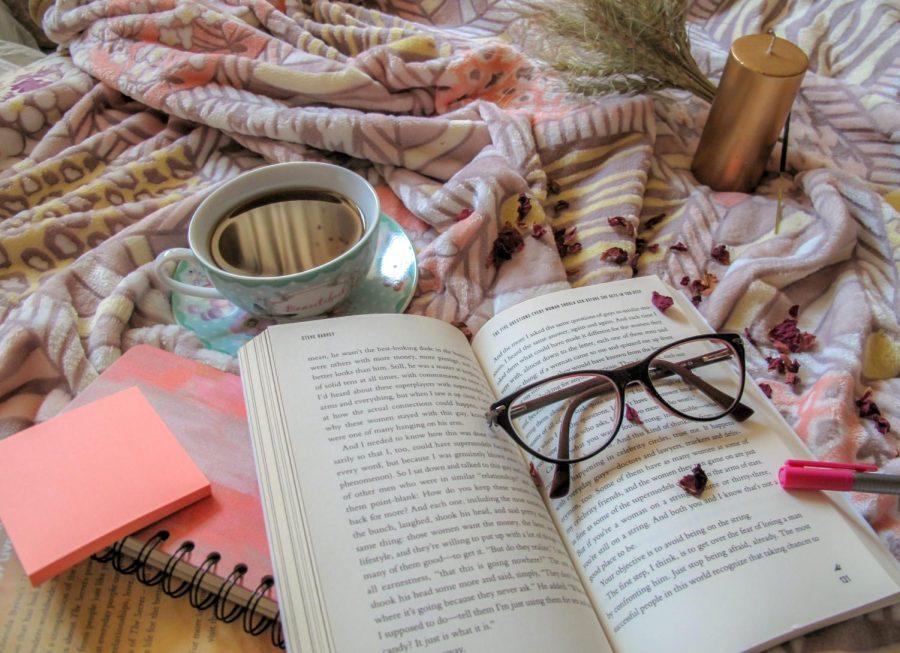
[486,333,753,498]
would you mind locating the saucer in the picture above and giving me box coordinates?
[171,213,417,356]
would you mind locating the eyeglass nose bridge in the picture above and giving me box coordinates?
[610,364,681,417]
[607,361,644,386]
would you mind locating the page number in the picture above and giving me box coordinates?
[834,563,851,584]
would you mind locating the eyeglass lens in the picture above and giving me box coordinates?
[509,373,620,463]
[648,339,742,419]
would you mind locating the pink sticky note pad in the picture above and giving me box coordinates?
[0,386,211,585]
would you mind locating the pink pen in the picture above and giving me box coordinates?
[779,459,900,495]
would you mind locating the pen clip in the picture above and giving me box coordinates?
[783,459,878,473]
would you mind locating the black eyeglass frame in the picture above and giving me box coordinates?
[487,332,751,468]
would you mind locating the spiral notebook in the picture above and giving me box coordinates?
[64,345,282,646]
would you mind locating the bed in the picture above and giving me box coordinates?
[0,1,897,649]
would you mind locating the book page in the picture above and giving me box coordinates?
[0,524,271,653]
[248,315,608,653]
[472,276,900,653]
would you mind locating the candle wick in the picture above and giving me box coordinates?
[766,29,776,55]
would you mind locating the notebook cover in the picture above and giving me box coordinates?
[65,346,274,585]
[0,387,212,585]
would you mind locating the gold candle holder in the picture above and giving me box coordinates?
[691,33,808,193]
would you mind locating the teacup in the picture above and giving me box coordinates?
[154,162,380,318]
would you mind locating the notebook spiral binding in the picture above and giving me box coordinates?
[92,530,285,649]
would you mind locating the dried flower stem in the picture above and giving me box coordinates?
[525,0,717,103]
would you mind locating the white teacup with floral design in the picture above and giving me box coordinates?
[154,162,380,318]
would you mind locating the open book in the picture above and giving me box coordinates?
[239,276,900,653]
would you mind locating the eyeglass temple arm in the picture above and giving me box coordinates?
[509,348,751,419]
[548,386,599,499]
[650,359,753,422]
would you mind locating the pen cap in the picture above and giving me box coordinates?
[778,459,878,491]
[778,466,853,491]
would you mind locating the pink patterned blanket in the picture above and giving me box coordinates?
[0,1,897,647]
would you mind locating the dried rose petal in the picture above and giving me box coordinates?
[553,226,582,257]
[669,241,688,252]
[608,216,635,237]
[629,252,641,273]
[531,223,546,238]
[488,225,525,268]
[785,355,800,374]
[743,327,757,347]
[625,404,643,425]
[771,340,791,355]
[792,327,817,351]
[767,353,801,385]
[689,272,718,297]
[452,321,473,341]
[711,244,730,265]
[768,314,816,353]
[691,295,702,306]
[529,462,544,488]
[758,382,772,398]
[631,246,644,272]
[547,178,561,195]
[554,199,569,211]
[600,247,629,265]
[455,207,474,221]
[856,389,879,417]
[680,276,689,286]
[788,304,799,319]
[651,291,674,313]
[856,389,892,434]
[646,243,659,253]
[678,464,708,497]
[644,213,665,229]
[517,194,533,221]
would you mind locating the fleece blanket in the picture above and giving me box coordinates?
[0,1,897,647]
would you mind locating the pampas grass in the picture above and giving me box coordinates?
[525,0,717,102]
